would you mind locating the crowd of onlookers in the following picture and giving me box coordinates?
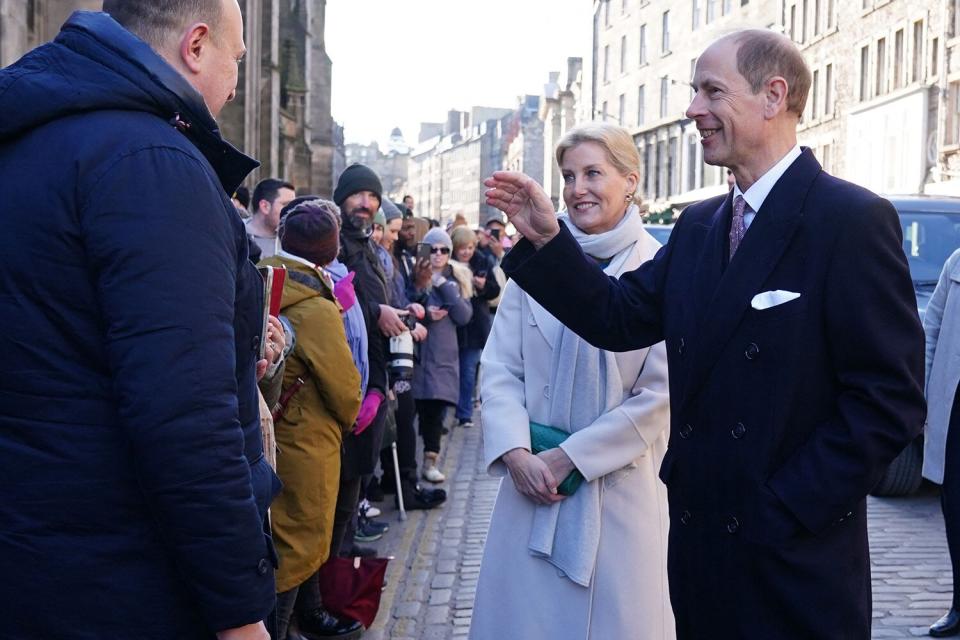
[234,167,513,639]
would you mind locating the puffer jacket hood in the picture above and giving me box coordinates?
[0,10,256,193]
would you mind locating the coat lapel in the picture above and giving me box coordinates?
[681,150,822,407]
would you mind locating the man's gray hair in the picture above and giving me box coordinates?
[102,0,223,50]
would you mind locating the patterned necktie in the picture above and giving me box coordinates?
[729,195,748,258]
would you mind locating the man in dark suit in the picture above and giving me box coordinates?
[485,30,925,639]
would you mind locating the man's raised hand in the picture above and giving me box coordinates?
[483,171,559,249]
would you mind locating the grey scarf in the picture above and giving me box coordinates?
[526,205,647,587]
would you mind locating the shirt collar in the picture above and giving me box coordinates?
[276,248,318,270]
[732,144,802,213]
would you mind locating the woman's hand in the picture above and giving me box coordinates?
[411,322,428,342]
[484,171,559,249]
[414,258,432,289]
[427,305,448,322]
[538,447,576,486]
[472,274,487,290]
[406,302,426,320]
[265,315,285,364]
[502,448,566,505]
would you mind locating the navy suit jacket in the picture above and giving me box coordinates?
[503,149,926,639]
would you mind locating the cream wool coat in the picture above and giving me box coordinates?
[470,235,674,640]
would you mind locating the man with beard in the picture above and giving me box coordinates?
[330,164,400,556]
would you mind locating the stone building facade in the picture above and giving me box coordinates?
[592,0,779,216]
[590,0,960,208]
[540,58,584,210]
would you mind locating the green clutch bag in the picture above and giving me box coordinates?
[529,421,585,496]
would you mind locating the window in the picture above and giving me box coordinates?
[862,0,870,10]
[912,21,924,83]
[605,0,611,26]
[789,5,797,41]
[825,63,833,115]
[932,37,940,77]
[654,141,663,199]
[814,0,821,36]
[821,143,832,173]
[645,144,655,198]
[811,69,819,118]
[827,0,835,29]
[954,0,960,38]
[707,0,716,23]
[690,58,697,101]
[660,76,669,118]
[622,0,629,13]
[947,81,960,145]
[619,94,626,125]
[687,136,698,191]
[894,29,903,90]
[860,45,870,101]
[602,100,609,122]
[876,37,886,96]
[604,45,610,82]
[662,11,670,53]
[723,0,732,14]
[692,0,700,29]
[639,24,648,65]
[638,85,646,125]
[801,0,808,43]
[667,137,677,197]
[621,35,628,73]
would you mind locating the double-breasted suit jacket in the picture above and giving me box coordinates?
[502,150,926,639]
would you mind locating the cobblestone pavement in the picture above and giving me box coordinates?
[362,414,953,639]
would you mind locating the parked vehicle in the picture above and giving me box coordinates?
[644,223,674,245]
[873,195,960,496]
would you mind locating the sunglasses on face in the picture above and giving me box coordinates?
[430,247,451,255]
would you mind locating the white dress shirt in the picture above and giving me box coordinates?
[732,144,802,230]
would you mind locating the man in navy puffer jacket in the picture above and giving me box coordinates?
[0,2,280,638]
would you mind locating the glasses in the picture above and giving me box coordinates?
[430,247,451,255]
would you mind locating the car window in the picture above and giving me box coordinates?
[645,226,673,245]
[899,211,960,282]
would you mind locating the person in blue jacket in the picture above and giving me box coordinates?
[0,2,281,639]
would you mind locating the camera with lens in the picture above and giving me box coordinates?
[388,312,419,381]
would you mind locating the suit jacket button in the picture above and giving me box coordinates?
[543,385,550,399]
[731,422,746,439]
[252,335,261,352]
[679,423,693,439]
[744,342,760,360]
[257,558,270,575]
[680,510,692,525]
[726,516,740,534]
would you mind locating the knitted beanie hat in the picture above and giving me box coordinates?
[333,164,382,207]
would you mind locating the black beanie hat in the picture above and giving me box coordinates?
[334,164,383,208]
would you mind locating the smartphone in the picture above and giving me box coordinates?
[416,242,432,261]
[476,270,488,278]
[489,228,501,240]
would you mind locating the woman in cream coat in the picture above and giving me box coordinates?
[470,123,674,640]
[923,248,960,636]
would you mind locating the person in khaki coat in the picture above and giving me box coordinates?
[260,199,363,639]
[471,124,674,640]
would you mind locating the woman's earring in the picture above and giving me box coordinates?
[625,193,632,202]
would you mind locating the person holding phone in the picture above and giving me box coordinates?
[471,123,673,640]
[410,228,473,483]
[450,226,500,428]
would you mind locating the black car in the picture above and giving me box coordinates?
[874,195,960,496]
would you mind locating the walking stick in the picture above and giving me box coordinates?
[392,441,406,521]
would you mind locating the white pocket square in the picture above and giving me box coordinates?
[751,290,801,310]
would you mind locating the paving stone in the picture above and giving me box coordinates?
[394,601,421,618]
[430,588,452,605]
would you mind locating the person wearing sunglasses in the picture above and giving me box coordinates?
[410,227,474,483]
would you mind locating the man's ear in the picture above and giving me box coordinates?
[178,22,212,74]
[764,76,789,119]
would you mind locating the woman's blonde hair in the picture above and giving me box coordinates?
[555,122,643,206]
[450,226,476,251]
